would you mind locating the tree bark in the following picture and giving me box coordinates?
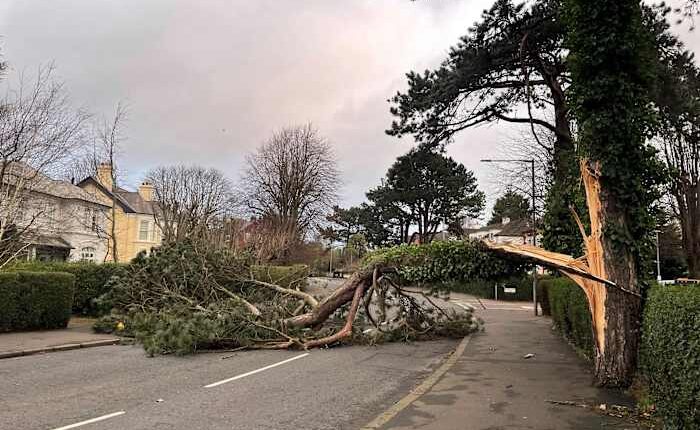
[285,268,374,328]
[677,186,700,278]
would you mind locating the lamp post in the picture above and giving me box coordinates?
[655,229,662,282]
[481,158,538,316]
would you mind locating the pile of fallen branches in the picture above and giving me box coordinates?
[96,240,481,355]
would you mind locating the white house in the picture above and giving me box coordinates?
[464,217,541,246]
[2,162,109,262]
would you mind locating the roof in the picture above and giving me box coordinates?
[115,189,158,215]
[77,177,159,215]
[463,223,503,235]
[496,218,534,237]
[25,234,74,249]
[1,162,108,207]
[464,218,534,237]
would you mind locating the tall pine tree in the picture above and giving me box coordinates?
[564,0,664,386]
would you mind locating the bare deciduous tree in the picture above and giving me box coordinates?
[659,128,700,277]
[147,165,236,243]
[242,124,340,237]
[68,102,127,262]
[0,64,89,266]
[487,127,555,221]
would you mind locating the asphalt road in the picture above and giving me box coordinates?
[0,339,457,430]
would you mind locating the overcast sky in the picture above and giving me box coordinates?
[1,0,698,222]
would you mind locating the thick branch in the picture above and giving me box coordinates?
[247,279,319,308]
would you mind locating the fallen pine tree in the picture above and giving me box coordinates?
[95,239,525,355]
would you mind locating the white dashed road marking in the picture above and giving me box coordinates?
[51,411,125,430]
[204,353,310,388]
[455,302,476,311]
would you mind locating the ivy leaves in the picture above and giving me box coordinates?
[365,240,526,285]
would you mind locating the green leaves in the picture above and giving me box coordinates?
[375,147,485,241]
[489,190,530,225]
[564,0,664,269]
[641,285,700,429]
[365,240,526,286]
[542,277,594,358]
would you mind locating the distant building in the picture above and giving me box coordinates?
[78,163,162,262]
[1,162,109,262]
[408,230,453,245]
[464,217,540,246]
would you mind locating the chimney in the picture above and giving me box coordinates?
[138,181,155,202]
[501,217,511,225]
[96,162,114,190]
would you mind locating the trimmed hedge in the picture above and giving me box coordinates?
[641,284,700,429]
[534,275,556,316]
[545,277,594,359]
[5,262,125,316]
[443,275,535,301]
[0,271,75,331]
[251,264,310,289]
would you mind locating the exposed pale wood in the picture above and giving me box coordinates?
[483,242,615,287]
[482,160,614,357]
[576,160,607,355]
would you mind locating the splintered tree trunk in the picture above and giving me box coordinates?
[568,161,642,387]
[484,160,644,386]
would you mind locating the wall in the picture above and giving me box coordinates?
[13,190,108,263]
[79,182,162,263]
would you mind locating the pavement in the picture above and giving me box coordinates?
[0,318,120,359]
[372,298,634,430]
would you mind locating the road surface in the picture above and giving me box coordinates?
[0,339,456,430]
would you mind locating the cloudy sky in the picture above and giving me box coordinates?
[1,0,698,220]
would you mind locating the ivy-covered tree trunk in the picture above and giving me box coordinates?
[578,162,643,387]
[564,0,661,386]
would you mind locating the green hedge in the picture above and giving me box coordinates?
[443,275,535,301]
[545,277,594,359]
[4,262,125,316]
[641,284,700,429]
[251,264,310,289]
[0,271,75,331]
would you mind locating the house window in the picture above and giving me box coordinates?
[80,247,95,261]
[43,202,56,220]
[83,207,100,232]
[139,220,150,241]
[91,212,99,232]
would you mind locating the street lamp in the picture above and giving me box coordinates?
[481,158,538,316]
[655,229,662,282]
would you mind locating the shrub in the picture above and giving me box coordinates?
[251,264,309,289]
[641,284,700,429]
[537,277,553,316]
[5,261,125,316]
[546,277,594,359]
[0,271,75,331]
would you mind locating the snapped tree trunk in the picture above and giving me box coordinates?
[484,160,643,387]
[566,161,641,386]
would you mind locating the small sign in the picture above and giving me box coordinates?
[503,287,517,294]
